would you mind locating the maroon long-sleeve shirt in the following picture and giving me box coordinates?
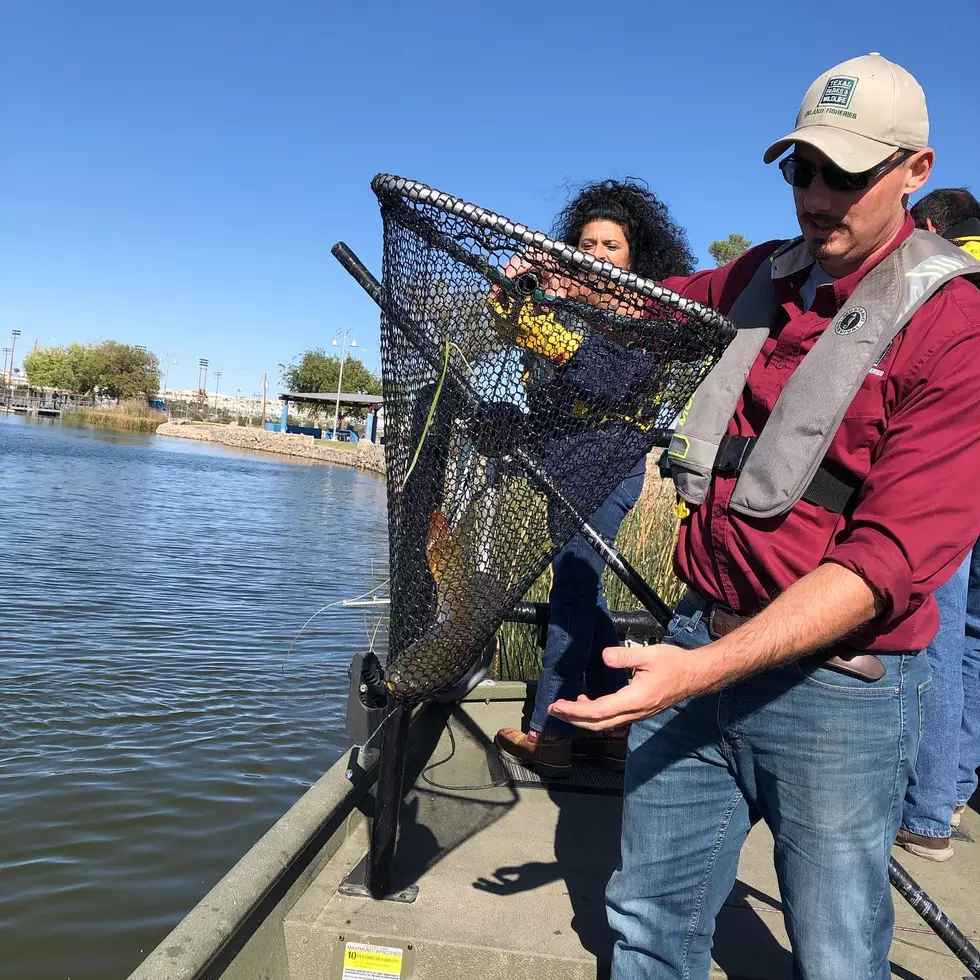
[662,215,980,652]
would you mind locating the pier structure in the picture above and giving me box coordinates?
[0,386,97,418]
[274,392,384,443]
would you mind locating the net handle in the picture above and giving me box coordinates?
[371,173,736,339]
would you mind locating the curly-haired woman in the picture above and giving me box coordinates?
[495,179,695,776]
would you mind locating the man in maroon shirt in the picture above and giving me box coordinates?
[551,53,980,978]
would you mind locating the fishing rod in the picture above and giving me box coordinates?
[343,595,664,640]
[332,241,980,979]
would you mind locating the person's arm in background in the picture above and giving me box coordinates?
[487,242,776,407]
[658,240,784,313]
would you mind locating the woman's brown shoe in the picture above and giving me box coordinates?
[495,728,572,777]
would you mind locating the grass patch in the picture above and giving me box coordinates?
[62,400,168,432]
[495,465,683,681]
[316,438,361,451]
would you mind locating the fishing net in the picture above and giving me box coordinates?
[371,175,734,703]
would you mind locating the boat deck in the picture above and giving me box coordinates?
[286,690,980,980]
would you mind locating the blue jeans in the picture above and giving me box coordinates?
[607,594,930,980]
[531,456,645,737]
[903,552,970,837]
[903,537,980,835]
[961,542,980,806]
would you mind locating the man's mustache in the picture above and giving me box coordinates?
[800,212,845,225]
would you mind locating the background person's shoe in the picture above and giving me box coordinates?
[596,725,630,772]
[951,803,966,829]
[896,826,954,862]
[495,728,572,777]
[571,736,600,763]
[571,726,629,771]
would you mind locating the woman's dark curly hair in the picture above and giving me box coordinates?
[553,178,696,280]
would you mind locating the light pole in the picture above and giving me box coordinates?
[236,386,242,421]
[1,347,9,408]
[331,330,357,440]
[198,358,209,416]
[213,371,222,414]
[10,329,21,395]
[162,352,177,396]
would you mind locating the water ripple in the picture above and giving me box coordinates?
[0,417,389,980]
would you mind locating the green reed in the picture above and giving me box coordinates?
[62,400,168,432]
[495,464,683,681]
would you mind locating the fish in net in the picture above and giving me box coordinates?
[360,175,735,704]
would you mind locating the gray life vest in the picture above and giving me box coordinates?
[667,230,980,519]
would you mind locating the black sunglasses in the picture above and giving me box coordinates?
[779,150,912,192]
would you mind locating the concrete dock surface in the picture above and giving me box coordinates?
[289,695,979,980]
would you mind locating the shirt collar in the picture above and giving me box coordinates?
[770,239,812,279]
[946,216,980,241]
[771,214,915,311]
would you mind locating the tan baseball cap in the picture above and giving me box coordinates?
[764,52,929,173]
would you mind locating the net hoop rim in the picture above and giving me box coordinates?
[371,173,736,340]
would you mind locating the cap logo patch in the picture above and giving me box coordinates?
[818,76,858,109]
[836,307,867,335]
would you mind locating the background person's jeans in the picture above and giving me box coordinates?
[530,456,645,737]
[607,594,929,980]
[961,538,980,806]
[903,552,969,838]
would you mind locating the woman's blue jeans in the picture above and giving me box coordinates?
[608,594,930,980]
[530,456,645,737]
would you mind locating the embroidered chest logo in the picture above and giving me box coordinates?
[818,76,858,109]
[836,307,868,335]
[868,338,895,378]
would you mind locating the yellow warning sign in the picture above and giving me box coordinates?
[342,942,404,980]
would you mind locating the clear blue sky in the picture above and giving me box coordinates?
[2,1,977,396]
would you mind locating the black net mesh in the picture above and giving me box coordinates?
[371,175,734,704]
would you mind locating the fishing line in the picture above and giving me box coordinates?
[279,578,391,677]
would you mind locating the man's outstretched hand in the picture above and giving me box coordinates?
[549,563,880,732]
[548,643,715,731]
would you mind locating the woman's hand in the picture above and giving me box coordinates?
[500,249,571,300]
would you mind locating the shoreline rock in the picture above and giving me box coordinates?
[156,421,386,476]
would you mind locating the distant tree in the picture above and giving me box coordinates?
[280,349,381,397]
[82,342,160,398]
[708,233,753,267]
[23,344,80,389]
[23,341,159,398]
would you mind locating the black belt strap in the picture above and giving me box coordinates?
[715,435,859,515]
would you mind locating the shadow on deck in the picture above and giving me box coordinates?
[282,690,979,979]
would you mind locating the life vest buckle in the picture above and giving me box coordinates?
[715,434,755,474]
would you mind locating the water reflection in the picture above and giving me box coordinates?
[0,416,389,980]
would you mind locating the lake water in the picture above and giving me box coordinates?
[0,416,390,980]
